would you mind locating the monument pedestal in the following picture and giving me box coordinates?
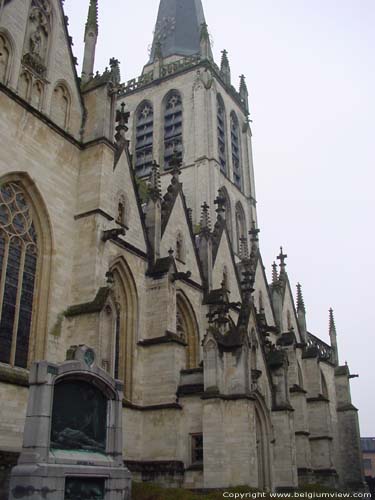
[8,345,132,500]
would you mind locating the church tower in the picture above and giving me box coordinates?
[120,0,258,256]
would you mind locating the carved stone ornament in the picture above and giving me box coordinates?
[22,0,51,77]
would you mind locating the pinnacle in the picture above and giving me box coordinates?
[221,49,230,68]
[329,308,336,335]
[200,202,211,234]
[272,262,279,284]
[239,74,248,93]
[85,0,98,37]
[148,161,161,201]
[296,283,306,313]
[277,246,288,276]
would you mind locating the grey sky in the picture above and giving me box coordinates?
[64,0,375,435]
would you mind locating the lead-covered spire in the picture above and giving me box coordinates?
[149,0,208,63]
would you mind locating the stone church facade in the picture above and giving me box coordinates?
[0,0,366,495]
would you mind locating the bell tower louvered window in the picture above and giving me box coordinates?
[231,112,242,189]
[217,95,227,174]
[164,91,183,169]
[135,101,154,177]
[0,182,38,368]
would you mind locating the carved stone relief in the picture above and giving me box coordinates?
[23,0,51,77]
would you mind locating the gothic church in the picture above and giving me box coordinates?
[0,0,366,494]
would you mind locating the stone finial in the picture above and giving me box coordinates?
[200,22,212,60]
[200,202,211,235]
[220,49,231,86]
[239,237,249,261]
[329,308,339,365]
[329,308,336,335]
[109,57,121,85]
[154,41,163,61]
[214,189,226,220]
[272,261,279,284]
[169,151,182,180]
[249,224,260,245]
[239,74,249,113]
[148,161,162,201]
[200,22,209,42]
[277,246,288,276]
[85,0,98,37]
[114,102,130,150]
[296,283,305,313]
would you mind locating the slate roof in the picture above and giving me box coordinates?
[149,0,206,62]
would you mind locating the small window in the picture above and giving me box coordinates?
[191,433,203,464]
[363,458,372,470]
[116,197,127,227]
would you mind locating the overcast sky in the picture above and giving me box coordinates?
[64,0,375,435]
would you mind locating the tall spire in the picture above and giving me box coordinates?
[82,0,99,83]
[149,0,207,63]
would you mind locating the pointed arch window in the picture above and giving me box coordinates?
[217,95,227,174]
[230,112,242,189]
[219,187,232,242]
[0,182,38,368]
[135,101,154,177]
[51,84,70,130]
[0,33,11,85]
[164,91,183,169]
[177,294,199,369]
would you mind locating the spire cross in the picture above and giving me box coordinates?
[115,102,130,146]
[169,151,182,179]
[214,191,226,215]
[200,202,211,234]
[249,225,260,243]
[277,246,288,271]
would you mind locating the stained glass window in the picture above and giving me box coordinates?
[164,91,183,169]
[231,112,242,189]
[135,101,154,177]
[0,182,38,368]
[217,95,227,174]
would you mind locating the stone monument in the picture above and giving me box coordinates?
[8,345,131,500]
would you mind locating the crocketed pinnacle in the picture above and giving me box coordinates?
[239,74,248,95]
[85,0,98,37]
[221,49,230,70]
[148,161,162,201]
[200,202,211,235]
[329,308,336,336]
[272,262,278,284]
[296,283,305,313]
